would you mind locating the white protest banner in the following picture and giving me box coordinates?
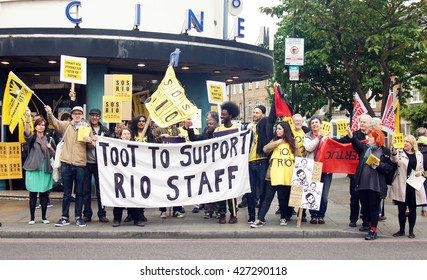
[96,130,252,208]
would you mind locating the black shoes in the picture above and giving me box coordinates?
[359,225,370,232]
[83,216,92,222]
[99,216,109,223]
[112,220,120,227]
[349,221,357,227]
[365,230,377,240]
[124,215,132,223]
[392,231,405,237]
[310,217,317,224]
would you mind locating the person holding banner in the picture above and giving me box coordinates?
[251,122,301,228]
[214,101,240,224]
[122,114,155,223]
[390,135,426,239]
[112,127,146,227]
[347,127,393,240]
[23,111,56,225]
[245,105,274,224]
[335,114,372,228]
[154,121,186,218]
[415,130,427,217]
[304,116,332,225]
[184,112,220,218]
[82,108,111,224]
[45,105,94,227]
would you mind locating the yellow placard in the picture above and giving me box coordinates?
[60,55,87,84]
[132,90,150,117]
[145,66,199,128]
[0,143,22,179]
[206,81,224,104]
[281,116,295,131]
[335,120,349,137]
[112,75,132,101]
[312,162,323,182]
[103,96,122,123]
[321,121,332,136]
[393,133,404,149]
[77,126,91,142]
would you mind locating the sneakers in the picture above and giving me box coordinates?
[42,219,50,224]
[112,220,120,227]
[55,217,70,227]
[192,206,200,213]
[173,211,185,218]
[76,217,87,227]
[134,220,145,227]
[247,216,255,224]
[28,220,35,225]
[250,219,265,228]
[35,204,41,209]
[349,221,357,227]
[365,230,377,240]
[279,218,288,226]
[83,216,92,222]
[204,211,213,219]
[160,212,167,218]
[47,203,53,208]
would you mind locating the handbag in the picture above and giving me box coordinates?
[53,125,70,169]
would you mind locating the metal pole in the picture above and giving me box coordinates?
[291,27,296,112]
[223,0,228,40]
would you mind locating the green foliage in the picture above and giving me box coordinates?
[261,0,427,120]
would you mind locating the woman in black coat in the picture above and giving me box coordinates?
[347,127,393,240]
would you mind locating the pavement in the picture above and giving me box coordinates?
[0,174,426,239]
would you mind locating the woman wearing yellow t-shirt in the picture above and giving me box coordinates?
[251,122,301,228]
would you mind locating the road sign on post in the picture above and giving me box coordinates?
[285,38,304,66]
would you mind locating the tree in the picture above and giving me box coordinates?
[261,0,427,119]
[400,76,427,131]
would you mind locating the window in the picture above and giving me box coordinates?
[255,100,260,107]
[247,82,252,90]
[255,81,260,89]
[239,84,243,94]
[248,101,252,117]
[239,103,242,114]
[265,98,270,114]
[410,88,421,103]
[233,84,237,95]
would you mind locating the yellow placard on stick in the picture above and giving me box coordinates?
[102,96,122,123]
[77,126,91,142]
[321,121,332,136]
[0,142,22,179]
[335,120,349,137]
[392,133,404,149]
[206,80,225,104]
[145,66,199,128]
[60,55,87,85]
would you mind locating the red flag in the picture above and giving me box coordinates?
[351,93,368,131]
[316,138,359,174]
[268,82,293,124]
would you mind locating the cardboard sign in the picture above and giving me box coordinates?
[60,55,87,84]
[104,74,132,101]
[0,142,22,179]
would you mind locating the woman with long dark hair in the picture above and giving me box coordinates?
[251,122,301,228]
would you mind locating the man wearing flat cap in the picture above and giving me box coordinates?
[45,103,94,228]
[83,108,111,223]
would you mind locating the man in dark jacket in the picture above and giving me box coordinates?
[335,114,372,228]
[83,108,111,223]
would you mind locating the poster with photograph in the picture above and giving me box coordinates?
[292,157,314,186]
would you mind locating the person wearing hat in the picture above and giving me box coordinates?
[45,104,94,227]
[82,108,111,223]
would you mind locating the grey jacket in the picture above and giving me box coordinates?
[23,134,56,173]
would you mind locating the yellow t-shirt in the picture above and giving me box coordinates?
[249,124,267,162]
[214,124,237,132]
[293,129,306,157]
[270,143,295,186]
[179,127,199,142]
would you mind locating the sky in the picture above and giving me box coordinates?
[238,0,281,48]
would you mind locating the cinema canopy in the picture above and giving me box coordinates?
[0,0,273,126]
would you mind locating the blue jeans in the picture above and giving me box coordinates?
[309,173,332,218]
[61,164,85,219]
[247,160,269,220]
[83,163,106,218]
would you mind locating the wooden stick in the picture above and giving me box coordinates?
[140,115,152,141]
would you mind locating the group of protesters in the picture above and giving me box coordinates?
[18,90,427,240]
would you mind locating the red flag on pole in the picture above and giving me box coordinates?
[351,93,369,131]
[268,82,293,124]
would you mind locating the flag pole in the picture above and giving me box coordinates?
[31,91,46,107]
